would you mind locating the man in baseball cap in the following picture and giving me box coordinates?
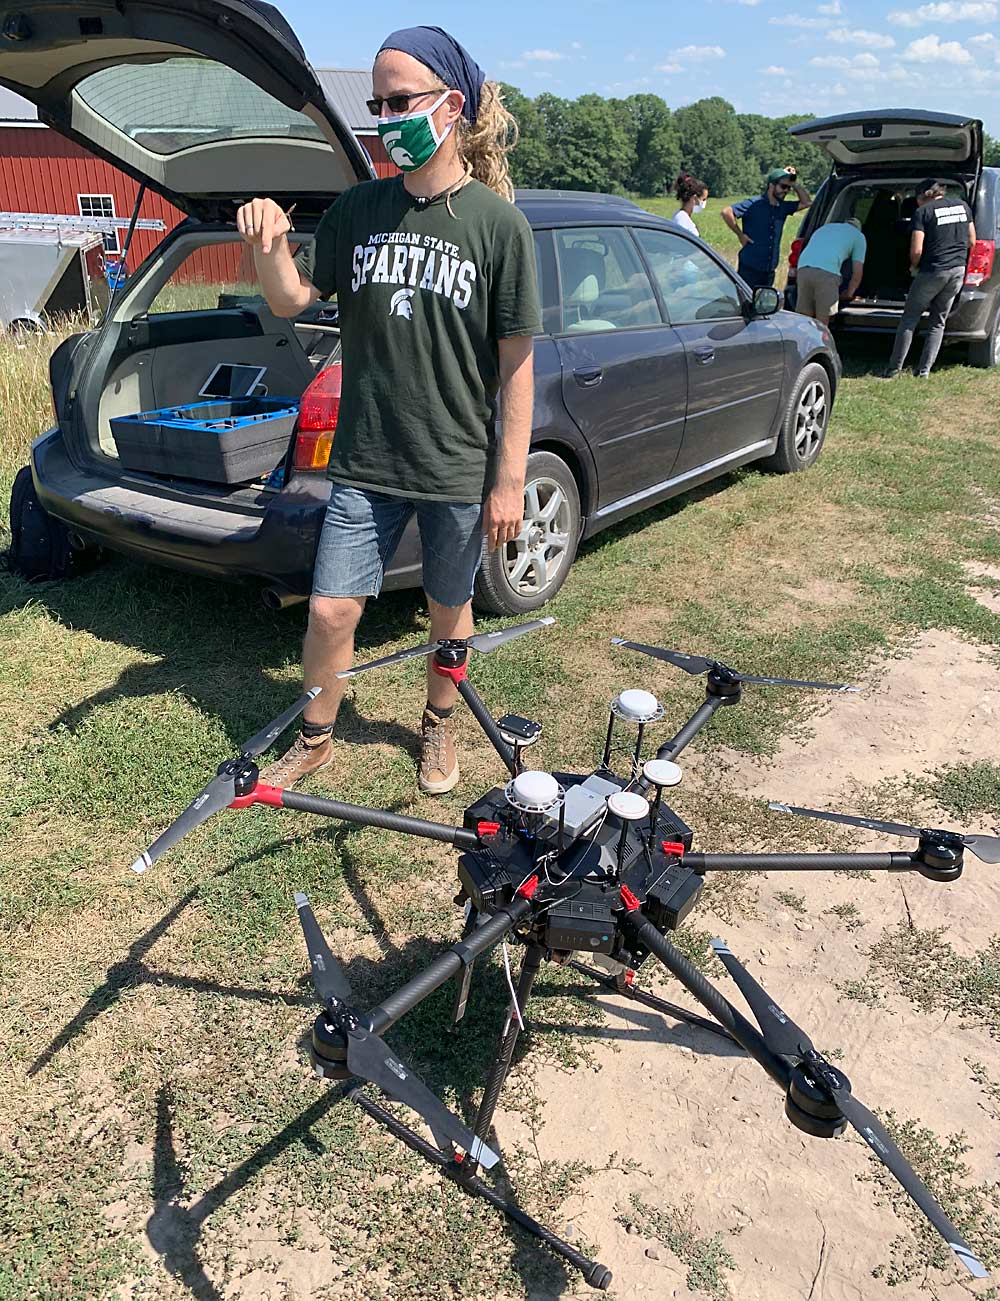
[722,165,812,289]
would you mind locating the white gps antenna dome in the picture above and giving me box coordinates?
[603,687,665,776]
[606,790,650,821]
[505,769,561,815]
[613,689,662,724]
[642,759,682,789]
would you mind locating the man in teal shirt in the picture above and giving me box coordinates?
[795,217,866,327]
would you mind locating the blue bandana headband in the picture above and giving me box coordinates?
[378,26,485,123]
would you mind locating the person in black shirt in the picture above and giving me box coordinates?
[884,179,976,378]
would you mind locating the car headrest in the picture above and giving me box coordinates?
[561,247,605,305]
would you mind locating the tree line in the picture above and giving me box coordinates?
[501,87,1000,199]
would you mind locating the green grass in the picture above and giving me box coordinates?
[2,211,1000,1298]
[864,1115,1000,1286]
[618,1193,737,1300]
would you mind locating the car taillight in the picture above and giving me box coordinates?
[965,239,995,287]
[788,237,804,275]
[294,363,341,471]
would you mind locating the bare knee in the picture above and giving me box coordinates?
[308,595,364,643]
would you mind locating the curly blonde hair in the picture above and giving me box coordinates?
[455,81,518,202]
[420,77,518,204]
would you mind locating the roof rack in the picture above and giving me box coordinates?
[0,211,166,233]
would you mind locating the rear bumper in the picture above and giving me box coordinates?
[833,286,995,340]
[30,428,422,595]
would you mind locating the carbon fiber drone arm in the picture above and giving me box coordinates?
[685,852,917,873]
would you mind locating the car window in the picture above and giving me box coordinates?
[533,230,560,336]
[554,227,661,332]
[634,228,743,325]
[145,241,276,314]
[74,59,325,156]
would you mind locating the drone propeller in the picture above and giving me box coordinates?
[129,689,321,875]
[339,618,555,679]
[710,939,988,1279]
[768,802,1000,865]
[295,891,353,1004]
[611,639,857,693]
[294,893,499,1170]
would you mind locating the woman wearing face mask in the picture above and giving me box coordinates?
[236,27,540,798]
[672,173,709,238]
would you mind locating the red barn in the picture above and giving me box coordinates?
[0,69,396,283]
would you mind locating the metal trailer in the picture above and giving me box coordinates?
[0,212,164,332]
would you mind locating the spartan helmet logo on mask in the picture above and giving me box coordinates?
[390,288,415,319]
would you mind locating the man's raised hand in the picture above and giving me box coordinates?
[236,197,292,256]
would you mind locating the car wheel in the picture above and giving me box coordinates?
[968,310,1000,369]
[473,450,581,616]
[761,361,831,474]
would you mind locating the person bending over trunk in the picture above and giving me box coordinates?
[884,179,975,379]
[237,26,540,795]
[721,165,811,290]
[795,217,866,328]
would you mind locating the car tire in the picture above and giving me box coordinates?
[6,465,102,582]
[473,450,581,616]
[968,310,1000,369]
[760,361,831,474]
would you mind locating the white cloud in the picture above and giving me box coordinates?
[570,41,584,50]
[656,61,684,73]
[902,31,973,58]
[769,12,833,26]
[760,63,789,73]
[818,0,844,12]
[521,48,567,61]
[888,2,996,24]
[811,51,884,71]
[723,0,762,5]
[827,26,897,45]
[668,43,727,59]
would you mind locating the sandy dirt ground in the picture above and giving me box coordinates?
[488,628,1000,1301]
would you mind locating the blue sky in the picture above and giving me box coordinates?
[1,1,998,132]
[287,0,1000,132]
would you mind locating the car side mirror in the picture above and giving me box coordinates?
[751,286,781,317]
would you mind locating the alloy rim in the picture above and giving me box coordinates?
[794,380,827,461]
[503,477,572,597]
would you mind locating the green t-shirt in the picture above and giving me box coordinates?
[295,177,541,503]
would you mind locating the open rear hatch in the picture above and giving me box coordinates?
[0,0,373,220]
[789,109,982,184]
[2,0,370,487]
[789,109,986,321]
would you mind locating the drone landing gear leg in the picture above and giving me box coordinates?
[566,959,737,1044]
[347,1087,612,1289]
[472,941,543,1147]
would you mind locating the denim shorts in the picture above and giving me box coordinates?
[312,483,485,608]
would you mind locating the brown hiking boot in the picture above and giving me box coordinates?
[259,731,333,789]
[419,709,459,795]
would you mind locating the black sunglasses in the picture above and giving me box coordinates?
[367,90,440,117]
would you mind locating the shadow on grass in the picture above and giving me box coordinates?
[1,559,429,745]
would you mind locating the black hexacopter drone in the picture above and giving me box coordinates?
[133,620,995,1289]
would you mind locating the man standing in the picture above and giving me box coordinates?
[722,166,811,289]
[795,216,866,328]
[236,26,540,794]
[884,179,975,379]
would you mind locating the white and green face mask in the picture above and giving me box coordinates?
[378,91,453,172]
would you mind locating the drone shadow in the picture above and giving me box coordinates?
[148,1081,343,1301]
[26,823,369,1077]
[7,561,429,750]
[527,982,745,1060]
